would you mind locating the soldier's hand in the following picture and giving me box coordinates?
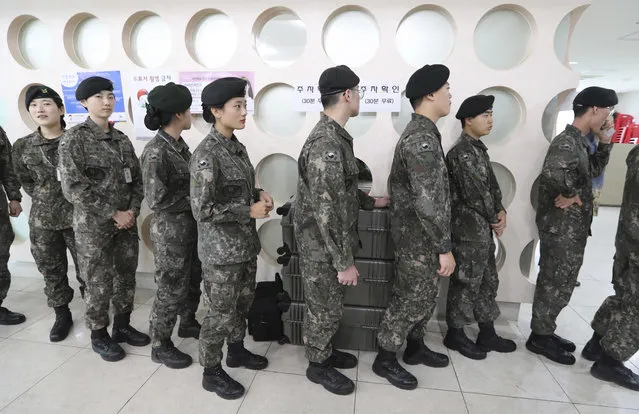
[8,201,22,217]
[250,201,271,219]
[437,252,455,277]
[374,196,391,208]
[113,210,135,229]
[554,194,582,209]
[337,265,359,286]
[259,191,274,211]
[491,210,507,234]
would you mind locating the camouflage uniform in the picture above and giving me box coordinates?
[294,113,375,363]
[590,146,639,361]
[531,124,612,335]
[377,113,451,352]
[59,117,143,331]
[0,127,21,305]
[141,130,202,347]
[445,133,503,329]
[12,129,84,308]
[191,127,261,368]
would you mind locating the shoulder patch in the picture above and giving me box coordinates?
[323,150,341,162]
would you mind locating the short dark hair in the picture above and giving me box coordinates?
[320,92,341,109]
[573,105,589,118]
[460,119,466,128]
[409,96,424,110]
[612,111,619,122]
[202,104,225,124]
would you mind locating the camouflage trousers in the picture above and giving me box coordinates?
[531,232,587,335]
[377,253,440,352]
[0,214,14,305]
[30,227,84,308]
[591,245,639,361]
[199,259,256,368]
[301,259,346,363]
[446,241,500,329]
[149,214,202,347]
[76,228,139,331]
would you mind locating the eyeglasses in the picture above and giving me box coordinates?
[344,87,365,100]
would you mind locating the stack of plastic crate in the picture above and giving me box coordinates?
[277,201,395,351]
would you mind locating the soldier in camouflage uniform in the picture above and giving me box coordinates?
[191,77,272,400]
[374,64,454,390]
[295,65,387,396]
[141,82,201,369]
[12,85,85,341]
[0,126,25,326]
[581,145,639,391]
[526,86,618,365]
[444,95,516,360]
[59,76,150,362]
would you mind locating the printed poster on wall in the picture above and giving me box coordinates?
[130,72,177,140]
[60,70,126,125]
[293,81,401,112]
[179,71,255,115]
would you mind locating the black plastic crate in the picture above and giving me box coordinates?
[281,255,394,307]
[279,206,393,260]
[282,302,386,352]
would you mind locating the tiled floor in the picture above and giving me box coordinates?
[0,206,637,413]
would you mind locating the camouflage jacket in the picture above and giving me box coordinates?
[59,117,143,231]
[0,127,22,219]
[447,133,504,243]
[389,113,451,258]
[617,145,639,248]
[12,129,73,229]
[536,124,611,240]
[190,127,261,265]
[294,113,375,271]
[141,130,192,216]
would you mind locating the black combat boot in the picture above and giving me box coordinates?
[403,337,449,367]
[0,306,26,325]
[526,333,575,365]
[306,360,355,395]
[328,348,358,369]
[202,364,245,399]
[178,315,201,339]
[373,348,418,390]
[112,312,151,346]
[444,327,487,360]
[91,327,125,362]
[49,305,73,342]
[591,352,639,391]
[582,332,604,362]
[476,322,517,353]
[550,333,576,352]
[226,341,268,370]
[151,339,193,369]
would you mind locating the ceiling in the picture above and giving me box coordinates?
[570,0,639,93]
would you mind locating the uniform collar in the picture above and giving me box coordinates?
[565,124,591,150]
[31,128,63,146]
[461,132,488,151]
[158,129,189,152]
[85,116,116,141]
[320,113,354,143]
[209,126,241,152]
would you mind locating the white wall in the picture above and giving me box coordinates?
[0,0,593,309]
[617,91,639,118]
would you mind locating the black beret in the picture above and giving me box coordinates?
[201,77,247,106]
[318,65,360,96]
[456,95,495,120]
[406,64,450,99]
[147,82,192,113]
[573,86,618,109]
[25,84,63,109]
[75,76,114,101]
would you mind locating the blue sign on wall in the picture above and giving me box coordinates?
[61,70,127,125]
